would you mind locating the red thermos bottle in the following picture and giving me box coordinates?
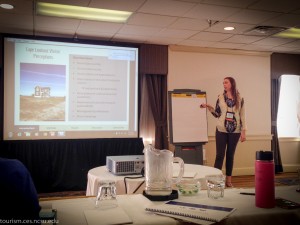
[255,151,275,208]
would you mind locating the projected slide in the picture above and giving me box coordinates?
[277,74,300,138]
[3,37,138,140]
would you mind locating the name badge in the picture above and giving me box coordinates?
[226,112,234,120]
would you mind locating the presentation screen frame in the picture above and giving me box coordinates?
[2,34,140,141]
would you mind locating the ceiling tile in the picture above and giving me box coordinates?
[271,46,300,53]
[1,0,300,54]
[89,0,145,11]
[225,9,280,24]
[223,35,264,44]
[76,30,114,39]
[0,13,33,27]
[155,28,199,39]
[253,37,295,46]
[184,4,240,20]
[127,13,177,27]
[280,39,300,48]
[144,36,183,45]
[112,33,149,43]
[138,0,196,16]
[0,0,33,15]
[117,24,162,36]
[35,16,80,30]
[201,0,257,8]
[178,39,216,47]
[0,25,33,35]
[262,14,300,28]
[248,0,300,13]
[205,22,254,34]
[169,18,209,30]
[179,0,204,3]
[190,31,232,41]
[34,27,76,37]
[78,21,122,33]
[211,42,245,49]
[240,44,273,52]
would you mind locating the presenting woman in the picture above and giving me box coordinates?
[201,77,246,187]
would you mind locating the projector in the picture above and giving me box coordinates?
[106,155,144,175]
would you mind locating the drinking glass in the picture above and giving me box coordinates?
[176,179,201,195]
[205,174,225,199]
[95,180,118,209]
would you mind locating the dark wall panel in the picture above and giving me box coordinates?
[271,53,300,79]
[139,44,168,75]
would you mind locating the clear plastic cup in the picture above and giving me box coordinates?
[205,174,225,199]
[95,180,118,209]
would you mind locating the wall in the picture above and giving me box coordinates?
[279,138,300,172]
[168,45,299,175]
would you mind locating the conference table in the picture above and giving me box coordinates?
[41,185,300,225]
[86,163,223,196]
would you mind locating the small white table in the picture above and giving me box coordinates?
[86,164,222,196]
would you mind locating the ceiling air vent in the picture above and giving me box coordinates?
[244,26,287,36]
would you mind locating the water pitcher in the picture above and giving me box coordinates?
[143,145,184,196]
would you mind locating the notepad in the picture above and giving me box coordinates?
[84,206,133,225]
[145,200,235,224]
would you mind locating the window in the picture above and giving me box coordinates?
[277,74,300,138]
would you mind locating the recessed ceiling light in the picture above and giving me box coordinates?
[0,3,14,9]
[224,26,235,31]
[36,2,132,23]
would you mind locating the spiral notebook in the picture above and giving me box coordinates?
[145,200,235,224]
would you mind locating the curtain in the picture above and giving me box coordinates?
[139,75,155,146]
[271,78,283,173]
[138,44,168,149]
[145,74,168,149]
[0,138,144,193]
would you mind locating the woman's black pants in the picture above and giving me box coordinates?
[214,129,241,176]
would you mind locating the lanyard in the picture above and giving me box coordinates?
[224,95,234,112]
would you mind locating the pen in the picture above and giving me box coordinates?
[240,192,255,196]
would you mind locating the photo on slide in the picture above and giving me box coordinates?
[19,63,66,121]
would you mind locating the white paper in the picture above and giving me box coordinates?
[171,93,208,143]
[84,206,133,225]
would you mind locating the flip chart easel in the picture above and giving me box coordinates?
[168,89,208,164]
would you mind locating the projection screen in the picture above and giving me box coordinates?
[3,36,139,140]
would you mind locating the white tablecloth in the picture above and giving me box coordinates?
[86,164,222,196]
[41,185,300,225]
